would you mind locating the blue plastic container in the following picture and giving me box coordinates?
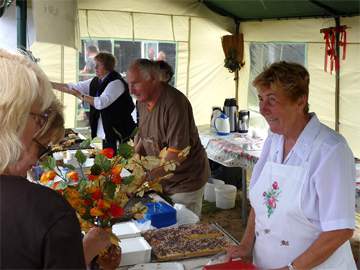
[144,202,176,228]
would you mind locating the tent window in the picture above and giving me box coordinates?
[76,39,177,128]
[247,42,306,112]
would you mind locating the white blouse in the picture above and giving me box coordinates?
[68,77,125,140]
[250,113,356,231]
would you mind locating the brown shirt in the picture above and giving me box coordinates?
[138,84,210,194]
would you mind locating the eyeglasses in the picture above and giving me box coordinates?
[30,111,49,129]
[32,138,52,159]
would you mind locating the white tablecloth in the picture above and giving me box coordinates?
[198,125,265,169]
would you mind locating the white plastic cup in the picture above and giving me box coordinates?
[215,184,237,209]
[204,178,225,202]
[52,151,64,161]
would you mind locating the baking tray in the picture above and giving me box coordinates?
[142,223,239,262]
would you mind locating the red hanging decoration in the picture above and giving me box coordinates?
[320,25,348,74]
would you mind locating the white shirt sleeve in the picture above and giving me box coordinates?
[93,79,125,110]
[250,134,273,189]
[312,141,356,231]
[67,79,91,95]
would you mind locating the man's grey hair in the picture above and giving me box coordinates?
[129,58,159,80]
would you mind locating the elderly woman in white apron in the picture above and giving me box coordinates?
[227,62,356,269]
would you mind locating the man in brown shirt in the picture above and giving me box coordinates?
[127,59,210,216]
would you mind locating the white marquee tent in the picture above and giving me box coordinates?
[1,0,359,156]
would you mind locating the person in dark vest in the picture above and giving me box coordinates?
[52,52,136,152]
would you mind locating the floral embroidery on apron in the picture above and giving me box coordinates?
[280,240,290,246]
[262,181,281,217]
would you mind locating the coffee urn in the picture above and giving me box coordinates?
[223,98,238,132]
[238,110,250,133]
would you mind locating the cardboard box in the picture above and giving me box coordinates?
[119,237,152,266]
[112,221,141,239]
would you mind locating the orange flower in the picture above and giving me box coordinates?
[111,164,122,176]
[97,199,111,210]
[40,170,56,184]
[65,188,81,200]
[90,207,104,217]
[100,148,115,159]
[109,204,124,218]
[66,171,79,182]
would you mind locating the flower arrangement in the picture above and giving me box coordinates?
[39,140,190,234]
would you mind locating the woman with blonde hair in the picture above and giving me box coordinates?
[0,49,110,269]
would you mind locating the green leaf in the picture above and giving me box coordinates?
[62,164,76,170]
[41,156,56,170]
[90,164,102,175]
[55,181,67,190]
[94,154,111,172]
[129,127,139,139]
[75,150,87,165]
[118,143,134,159]
[79,138,91,148]
[103,181,116,199]
[122,175,135,185]
[78,178,88,192]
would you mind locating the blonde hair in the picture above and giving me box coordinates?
[0,49,57,173]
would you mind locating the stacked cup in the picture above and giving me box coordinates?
[215,184,237,209]
[204,178,225,202]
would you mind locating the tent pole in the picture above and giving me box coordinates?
[16,0,27,49]
[335,17,340,132]
[235,20,240,106]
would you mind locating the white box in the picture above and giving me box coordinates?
[112,221,141,239]
[119,237,152,266]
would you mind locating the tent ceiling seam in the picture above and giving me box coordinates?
[131,12,135,41]
[186,17,192,98]
[171,15,175,41]
[85,10,92,40]
[78,8,208,19]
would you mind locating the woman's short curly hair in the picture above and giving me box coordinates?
[0,49,59,173]
[94,52,116,72]
[253,61,310,113]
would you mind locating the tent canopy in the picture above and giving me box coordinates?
[203,0,360,21]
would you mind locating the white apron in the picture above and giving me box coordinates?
[249,130,356,269]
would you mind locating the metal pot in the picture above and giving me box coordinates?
[238,110,250,133]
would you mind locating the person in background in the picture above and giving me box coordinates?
[128,59,210,217]
[81,45,99,75]
[0,49,111,269]
[80,45,99,121]
[51,52,136,153]
[157,50,167,61]
[227,62,356,269]
[156,60,174,83]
